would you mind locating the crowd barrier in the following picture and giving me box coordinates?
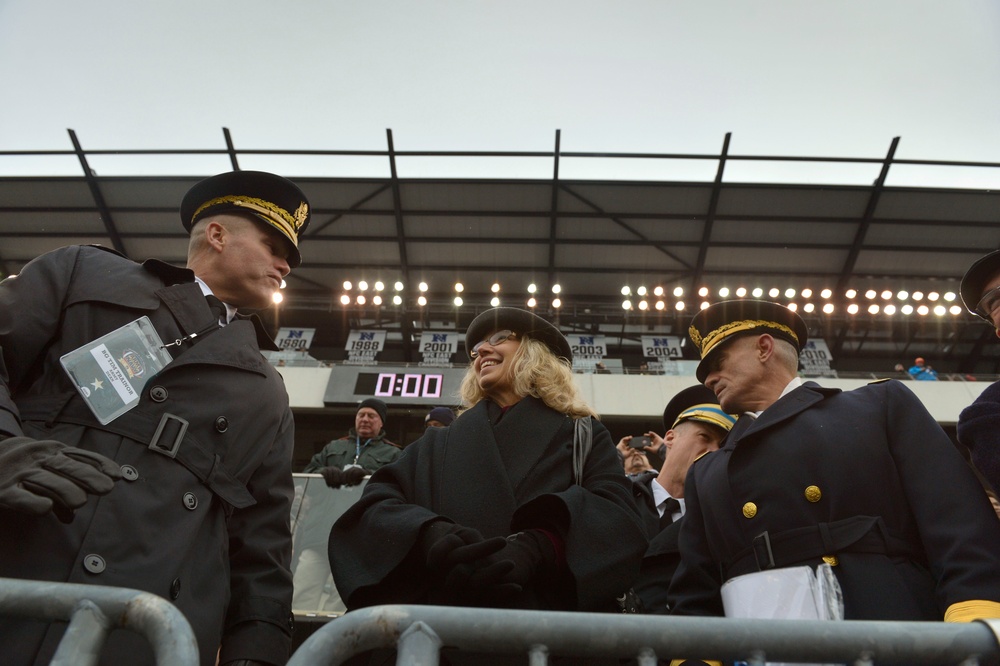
[289,604,1000,665]
[0,577,198,666]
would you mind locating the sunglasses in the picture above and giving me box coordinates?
[976,285,1000,320]
[470,330,517,358]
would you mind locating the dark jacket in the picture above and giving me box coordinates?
[957,379,1000,495]
[0,245,294,666]
[669,380,1000,620]
[328,396,648,612]
[303,429,401,473]
[629,471,685,614]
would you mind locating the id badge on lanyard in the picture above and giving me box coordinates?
[59,316,173,425]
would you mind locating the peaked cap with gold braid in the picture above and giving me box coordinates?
[689,300,808,382]
[662,384,736,434]
[181,170,311,267]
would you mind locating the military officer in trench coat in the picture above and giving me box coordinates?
[667,299,1000,623]
[0,170,310,666]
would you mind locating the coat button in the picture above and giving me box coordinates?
[149,385,168,402]
[805,485,822,502]
[182,492,198,510]
[215,416,229,433]
[170,577,181,600]
[83,554,106,574]
[120,465,139,481]
[742,502,758,518]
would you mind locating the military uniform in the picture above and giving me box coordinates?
[0,244,295,665]
[669,379,1000,620]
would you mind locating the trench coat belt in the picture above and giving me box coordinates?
[724,515,923,579]
[16,392,256,510]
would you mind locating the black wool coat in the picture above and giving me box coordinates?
[0,245,295,666]
[329,396,648,612]
[668,380,1000,620]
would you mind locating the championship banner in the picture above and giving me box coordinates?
[274,327,316,352]
[418,331,459,367]
[568,334,607,371]
[641,335,683,360]
[344,330,387,365]
[799,339,836,377]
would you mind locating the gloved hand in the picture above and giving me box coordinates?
[320,466,344,488]
[341,466,369,486]
[419,521,512,602]
[0,436,121,523]
[491,530,558,589]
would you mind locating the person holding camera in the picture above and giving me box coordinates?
[629,386,736,613]
[616,433,659,476]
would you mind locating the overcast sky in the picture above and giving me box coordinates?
[2,0,999,186]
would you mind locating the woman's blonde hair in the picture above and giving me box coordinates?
[458,336,597,418]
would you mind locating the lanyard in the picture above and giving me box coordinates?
[354,436,374,465]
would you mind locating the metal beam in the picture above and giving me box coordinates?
[546,129,561,292]
[66,129,126,255]
[386,129,415,362]
[834,137,900,295]
[222,127,240,171]
[691,132,731,296]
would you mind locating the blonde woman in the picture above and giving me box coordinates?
[330,308,647,614]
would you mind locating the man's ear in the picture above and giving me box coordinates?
[757,334,775,362]
[205,220,227,252]
[663,429,676,451]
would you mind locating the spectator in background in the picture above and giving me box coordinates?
[616,435,658,476]
[295,398,400,613]
[424,406,456,429]
[958,249,1000,496]
[632,386,736,613]
[304,398,400,487]
[907,357,939,381]
[329,307,647,619]
[669,299,1000,622]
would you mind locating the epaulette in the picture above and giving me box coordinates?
[868,377,893,384]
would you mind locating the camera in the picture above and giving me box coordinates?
[628,435,652,449]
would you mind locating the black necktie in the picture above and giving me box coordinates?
[205,294,227,327]
[659,497,681,529]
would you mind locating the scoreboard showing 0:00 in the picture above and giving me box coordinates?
[353,372,443,399]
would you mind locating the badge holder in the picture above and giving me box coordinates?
[60,316,173,425]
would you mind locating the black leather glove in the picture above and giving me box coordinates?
[492,530,558,588]
[419,521,512,605]
[320,466,344,488]
[0,436,121,523]
[341,466,369,486]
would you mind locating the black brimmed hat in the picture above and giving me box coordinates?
[662,385,737,434]
[465,307,572,361]
[689,300,808,382]
[180,170,310,268]
[961,250,1000,323]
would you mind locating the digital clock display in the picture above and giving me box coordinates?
[353,372,444,399]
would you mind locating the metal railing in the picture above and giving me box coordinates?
[289,605,1000,666]
[0,577,198,666]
